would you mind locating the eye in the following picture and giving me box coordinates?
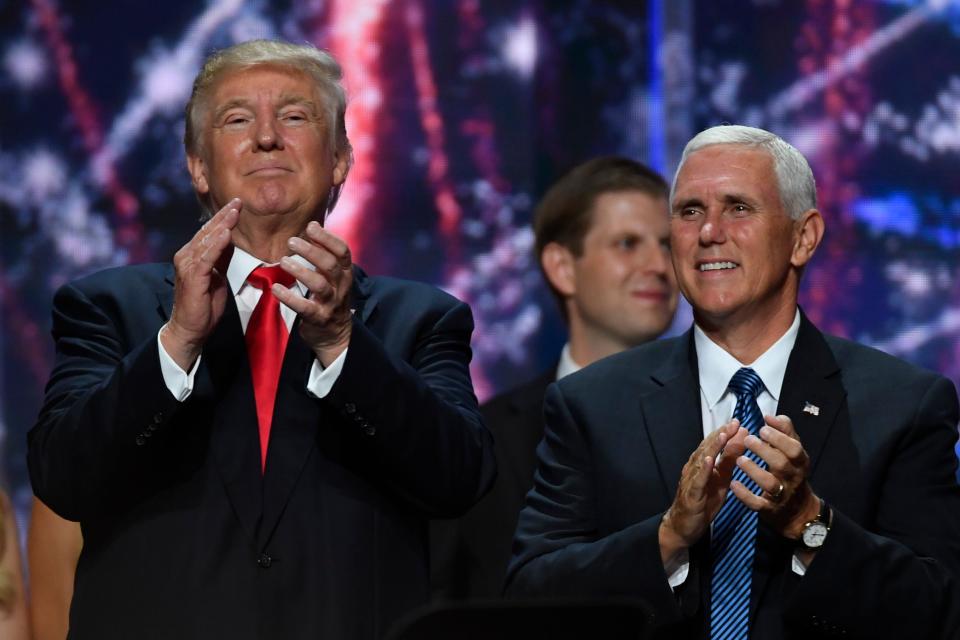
[223,113,251,128]
[731,203,750,214]
[280,110,309,125]
[677,208,701,219]
[616,236,639,250]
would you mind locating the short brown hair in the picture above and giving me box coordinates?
[533,156,668,311]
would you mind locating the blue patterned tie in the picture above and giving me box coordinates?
[710,367,767,639]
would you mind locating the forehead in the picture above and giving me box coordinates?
[587,190,669,234]
[208,63,321,107]
[673,145,776,200]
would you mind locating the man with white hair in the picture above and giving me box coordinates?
[28,40,495,640]
[507,125,960,638]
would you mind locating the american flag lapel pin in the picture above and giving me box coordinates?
[802,401,820,416]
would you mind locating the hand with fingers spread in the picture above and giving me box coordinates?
[160,198,241,371]
[275,220,354,367]
[658,420,748,567]
[730,414,821,541]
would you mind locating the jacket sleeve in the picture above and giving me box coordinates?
[321,299,496,518]
[784,374,960,639]
[28,280,185,521]
[505,382,694,623]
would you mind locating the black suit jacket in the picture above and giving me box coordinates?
[506,314,960,639]
[431,368,554,599]
[28,263,496,640]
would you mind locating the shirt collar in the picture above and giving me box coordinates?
[694,309,801,408]
[556,343,583,381]
[226,246,311,296]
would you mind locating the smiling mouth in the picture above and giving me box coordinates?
[698,261,739,272]
[246,167,292,176]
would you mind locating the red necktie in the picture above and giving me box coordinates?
[245,265,297,473]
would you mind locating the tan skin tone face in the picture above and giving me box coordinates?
[187,64,348,260]
[669,144,822,359]
[542,190,678,365]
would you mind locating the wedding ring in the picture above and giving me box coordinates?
[771,482,784,500]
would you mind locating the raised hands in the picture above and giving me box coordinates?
[161,199,240,370]
[275,220,354,367]
[731,414,821,540]
[659,420,748,566]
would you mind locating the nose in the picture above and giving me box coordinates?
[253,116,284,151]
[698,210,726,246]
[643,241,671,276]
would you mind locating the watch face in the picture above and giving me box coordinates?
[802,522,829,548]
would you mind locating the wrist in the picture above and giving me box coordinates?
[160,322,203,371]
[658,511,688,567]
[313,338,349,368]
[785,492,823,540]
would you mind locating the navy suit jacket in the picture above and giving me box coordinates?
[431,368,554,599]
[28,263,496,640]
[506,313,960,639]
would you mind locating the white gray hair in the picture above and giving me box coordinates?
[671,125,817,220]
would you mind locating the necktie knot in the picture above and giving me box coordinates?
[247,265,296,292]
[728,367,764,402]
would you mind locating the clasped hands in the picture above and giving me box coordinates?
[658,415,822,568]
[160,198,354,372]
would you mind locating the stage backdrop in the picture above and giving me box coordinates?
[2,0,960,522]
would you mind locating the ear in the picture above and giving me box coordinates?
[186,153,210,196]
[541,242,577,297]
[332,151,350,187]
[790,209,824,268]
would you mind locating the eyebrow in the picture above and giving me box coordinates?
[672,197,704,212]
[722,192,758,206]
[671,192,759,211]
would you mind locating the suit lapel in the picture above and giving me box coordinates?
[204,297,265,546]
[257,266,376,549]
[640,331,704,501]
[159,268,265,546]
[776,312,845,474]
[751,310,845,623]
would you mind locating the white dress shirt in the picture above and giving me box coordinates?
[667,309,805,587]
[157,246,348,401]
[555,343,583,381]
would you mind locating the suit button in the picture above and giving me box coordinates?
[147,423,158,432]
[135,435,146,446]
[362,422,375,436]
[257,553,272,568]
[344,402,356,414]
[153,412,163,424]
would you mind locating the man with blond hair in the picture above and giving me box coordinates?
[29,39,495,640]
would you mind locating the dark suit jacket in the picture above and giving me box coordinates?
[431,368,554,599]
[28,263,496,640]
[506,314,960,639]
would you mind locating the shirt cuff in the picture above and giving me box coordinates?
[666,550,690,590]
[306,347,348,399]
[157,326,201,402]
[791,552,807,576]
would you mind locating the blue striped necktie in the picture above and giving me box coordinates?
[710,367,767,639]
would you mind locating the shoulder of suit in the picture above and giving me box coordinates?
[556,336,686,393]
[824,333,945,389]
[61,262,171,296]
[360,271,465,312]
[481,369,553,414]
